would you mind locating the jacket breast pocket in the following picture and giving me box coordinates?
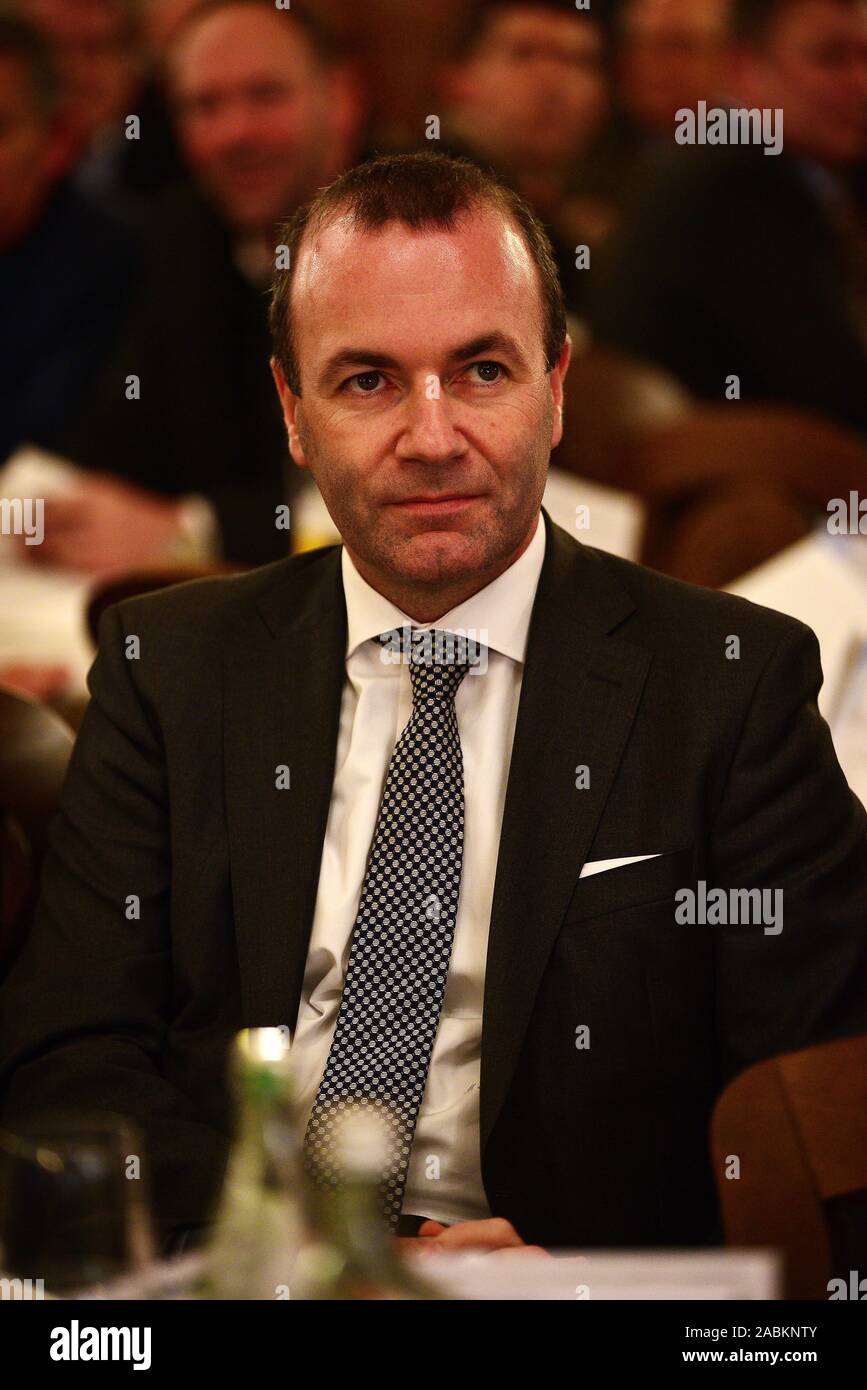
[561,846,696,927]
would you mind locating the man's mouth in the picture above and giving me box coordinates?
[388,495,482,514]
[218,159,278,185]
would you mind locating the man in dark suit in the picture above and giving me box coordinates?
[1,152,865,1258]
[588,0,867,435]
[575,0,731,217]
[20,0,185,224]
[0,15,139,464]
[433,0,610,316]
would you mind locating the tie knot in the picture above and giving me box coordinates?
[376,626,477,706]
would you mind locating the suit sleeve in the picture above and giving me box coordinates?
[710,621,867,1083]
[0,604,230,1252]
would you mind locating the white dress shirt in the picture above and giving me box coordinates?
[289,513,547,1223]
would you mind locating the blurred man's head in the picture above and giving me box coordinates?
[728,0,867,165]
[617,0,730,131]
[442,0,607,174]
[21,0,141,145]
[166,0,343,234]
[269,154,571,620]
[0,16,62,249]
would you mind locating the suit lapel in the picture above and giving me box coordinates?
[223,546,346,1028]
[480,515,652,1154]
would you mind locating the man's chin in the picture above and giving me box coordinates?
[389,529,486,585]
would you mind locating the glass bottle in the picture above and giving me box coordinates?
[199,1027,305,1300]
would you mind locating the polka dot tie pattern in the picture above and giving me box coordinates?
[302,628,473,1229]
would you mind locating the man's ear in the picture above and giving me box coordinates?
[549,335,573,451]
[270,357,309,470]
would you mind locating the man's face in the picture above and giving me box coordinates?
[0,58,56,249]
[445,7,607,167]
[272,209,570,606]
[619,0,728,131]
[169,5,333,233]
[733,1,867,165]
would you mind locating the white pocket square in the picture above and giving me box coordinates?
[579,853,661,879]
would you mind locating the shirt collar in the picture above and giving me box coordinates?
[342,510,547,664]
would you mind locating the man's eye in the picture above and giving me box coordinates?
[467,361,506,385]
[504,42,536,63]
[347,372,384,394]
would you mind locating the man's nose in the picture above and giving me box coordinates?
[206,98,265,151]
[528,48,572,82]
[394,386,468,465]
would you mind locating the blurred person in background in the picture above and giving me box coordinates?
[588,0,867,434]
[22,0,141,152]
[435,0,610,312]
[17,0,184,218]
[0,15,139,464]
[26,0,365,573]
[599,0,731,188]
[619,0,730,132]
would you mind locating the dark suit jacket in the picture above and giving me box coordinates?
[1,511,865,1251]
[588,144,867,436]
[0,179,140,464]
[64,184,293,565]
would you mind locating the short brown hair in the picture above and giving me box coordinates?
[268,152,568,396]
[167,0,338,70]
[451,0,603,61]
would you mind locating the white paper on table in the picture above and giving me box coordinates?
[0,446,94,694]
[728,529,867,805]
[69,1247,780,1302]
[727,530,867,721]
[419,1249,781,1301]
[543,466,644,561]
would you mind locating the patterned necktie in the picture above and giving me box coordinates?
[303,627,473,1228]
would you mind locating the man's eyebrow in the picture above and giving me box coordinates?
[318,349,401,387]
[447,332,529,366]
[318,333,530,388]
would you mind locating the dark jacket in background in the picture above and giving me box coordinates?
[587,143,867,436]
[0,178,140,464]
[65,184,294,566]
[74,80,187,229]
